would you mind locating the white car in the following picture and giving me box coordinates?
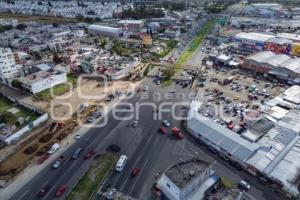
[48,143,60,155]
[132,120,138,127]
[74,133,81,140]
[238,180,251,190]
[162,120,170,127]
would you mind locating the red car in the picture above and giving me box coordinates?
[37,154,49,164]
[55,185,67,198]
[171,127,183,139]
[131,167,141,176]
[159,127,167,134]
[227,123,234,130]
[38,185,50,197]
[84,150,96,160]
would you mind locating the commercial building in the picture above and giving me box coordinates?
[87,25,123,38]
[233,32,275,52]
[18,69,67,94]
[232,32,300,56]
[157,158,218,200]
[242,51,300,83]
[187,100,300,198]
[0,48,20,83]
[247,123,300,197]
[264,37,293,54]
[117,19,144,31]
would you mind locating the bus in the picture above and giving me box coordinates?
[115,155,128,172]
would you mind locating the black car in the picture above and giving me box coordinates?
[38,185,50,197]
[108,144,120,153]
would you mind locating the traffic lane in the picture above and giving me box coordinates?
[10,126,102,200]
[118,98,189,197]
[10,92,145,200]
[119,124,168,195]
[130,132,186,198]
[42,101,148,199]
[104,97,173,194]
[15,118,119,200]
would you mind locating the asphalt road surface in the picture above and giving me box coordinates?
[9,78,287,200]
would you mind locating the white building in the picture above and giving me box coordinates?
[0,48,20,83]
[157,158,218,200]
[87,25,122,38]
[117,19,144,31]
[18,70,67,94]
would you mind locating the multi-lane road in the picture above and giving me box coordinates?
[8,76,287,200]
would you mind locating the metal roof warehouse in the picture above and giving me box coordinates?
[187,102,259,163]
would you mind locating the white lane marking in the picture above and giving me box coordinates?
[119,132,155,191]
[41,180,49,188]
[119,173,130,191]
[17,190,29,200]
[129,157,150,194]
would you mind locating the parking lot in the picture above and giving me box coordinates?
[193,66,286,133]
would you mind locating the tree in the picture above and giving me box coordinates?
[112,40,123,55]
[100,39,107,48]
[32,51,42,60]
[52,22,59,27]
[11,79,22,89]
[75,14,84,21]
[0,111,14,123]
[53,53,62,64]
[163,67,175,80]
[16,23,27,30]
[84,17,94,23]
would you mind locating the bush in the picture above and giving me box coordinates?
[39,134,53,143]
[24,143,39,155]
[36,146,48,156]
[11,79,22,89]
[56,133,67,141]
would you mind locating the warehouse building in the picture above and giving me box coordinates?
[87,25,123,38]
[247,123,300,197]
[233,32,275,52]
[277,33,300,43]
[264,37,293,54]
[242,51,300,83]
[187,101,259,166]
[186,100,300,198]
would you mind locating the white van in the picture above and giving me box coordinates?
[115,155,128,172]
[48,143,60,155]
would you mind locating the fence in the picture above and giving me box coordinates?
[0,93,48,144]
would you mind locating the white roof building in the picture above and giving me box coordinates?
[277,33,300,43]
[18,69,67,94]
[87,25,122,38]
[235,32,275,43]
[0,48,20,82]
